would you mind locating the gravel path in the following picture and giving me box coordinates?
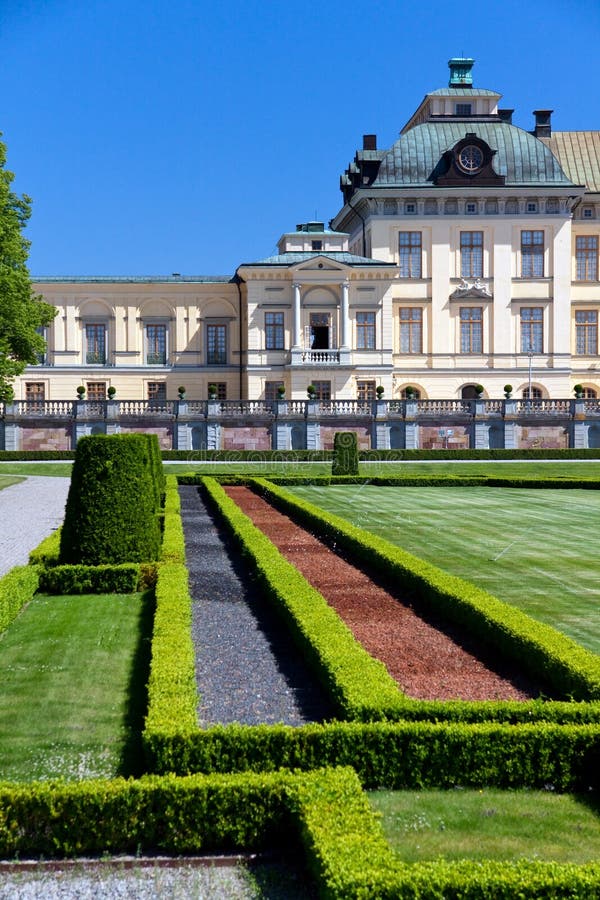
[180,485,333,726]
[0,476,69,575]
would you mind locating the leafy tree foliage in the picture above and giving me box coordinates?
[0,136,56,400]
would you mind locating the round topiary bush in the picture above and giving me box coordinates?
[59,434,162,565]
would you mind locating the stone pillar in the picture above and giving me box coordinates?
[292,281,302,348]
[340,279,350,349]
[573,399,587,448]
[474,399,489,449]
[3,421,20,451]
[503,399,518,449]
[305,399,320,449]
[404,399,419,449]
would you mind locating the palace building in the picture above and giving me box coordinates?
[7,59,600,452]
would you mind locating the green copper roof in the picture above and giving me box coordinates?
[374,122,576,187]
[241,251,395,267]
[541,132,600,193]
[427,87,500,97]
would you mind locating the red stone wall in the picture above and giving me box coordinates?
[516,426,568,450]
[420,424,471,450]
[21,427,72,451]
[119,426,173,450]
[319,426,371,451]
[222,427,271,451]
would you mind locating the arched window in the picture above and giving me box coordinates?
[582,387,597,399]
[522,387,543,399]
[461,385,480,399]
[400,387,421,399]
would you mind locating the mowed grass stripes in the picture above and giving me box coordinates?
[286,486,600,655]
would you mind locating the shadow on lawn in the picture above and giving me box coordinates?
[118,588,155,778]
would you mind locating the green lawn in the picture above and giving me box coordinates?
[369,789,600,864]
[0,474,24,489]
[0,591,152,782]
[286,485,600,654]
[1,459,600,479]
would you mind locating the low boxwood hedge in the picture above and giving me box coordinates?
[160,475,186,564]
[38,563,141,595]
[0,565,40,635]
[144,560,198,741]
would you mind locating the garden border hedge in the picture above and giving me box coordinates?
[3,765,599,897]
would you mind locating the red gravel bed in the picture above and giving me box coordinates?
[224,486,543,702]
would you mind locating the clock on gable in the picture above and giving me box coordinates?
[435,134,505,186]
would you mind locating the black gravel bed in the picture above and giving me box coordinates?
[179,485,334,726]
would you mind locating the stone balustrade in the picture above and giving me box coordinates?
[1,398,599,451]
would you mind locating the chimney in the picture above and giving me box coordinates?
[363,134,377,150]
[498,108,514,124]
[533,109,552,138]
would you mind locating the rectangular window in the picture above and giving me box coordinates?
[356,311,376,349]
[207,324,227,364]
[146,324,167,364]
[148,381,167,401]
[35,326,47,365]
[520,307,544,353]
[85,324,106,364]
[460,307,483,353]
[575,310,598,355]
[357,380,376,402]
[399,307,423,354]
[210,382,227,400]
[575,236,598,281]
[521,230,544,277]
[265,312,284,350]
[460,232,483,278]
[455,103,472,115]
[398,232,422,277]
[25,382,45,403]
[312,380,331,401]
[86,382,106,401]
[265,380,285,402]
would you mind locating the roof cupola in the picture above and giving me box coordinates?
[448,57,475,87]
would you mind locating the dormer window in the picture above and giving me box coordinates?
[455,103,472,116]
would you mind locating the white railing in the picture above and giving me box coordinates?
[317,400,373,416]
[11,400,75,416]
[219,401,275,416]
[118,400,176,416]
[418,400,474,416]
[514,399,572,415]
[300,350,341,365]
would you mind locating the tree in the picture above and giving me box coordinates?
[0,135,56,400]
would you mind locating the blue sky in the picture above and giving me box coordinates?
[2,0,599,277]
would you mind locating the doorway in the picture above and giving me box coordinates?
[310,313,330,349]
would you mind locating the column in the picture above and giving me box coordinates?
[292,282,302,348]
[340,280,350,349]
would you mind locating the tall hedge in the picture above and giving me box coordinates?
[59,434,162,564]
[332,431,359,476]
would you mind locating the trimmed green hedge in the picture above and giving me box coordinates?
[28,528,61,567]
[2,766,599,896]
[252,478,600,702]
[60,434,162,564]
[144,719,600,791]
[0,771,291,857]
[332,432,359,476]
[38,563,141,595]
[160,475,186,563]
[0,565,40,635]
[254,474,600,488]
[144,561,198,740]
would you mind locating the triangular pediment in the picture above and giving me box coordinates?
[293,256,350,273]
